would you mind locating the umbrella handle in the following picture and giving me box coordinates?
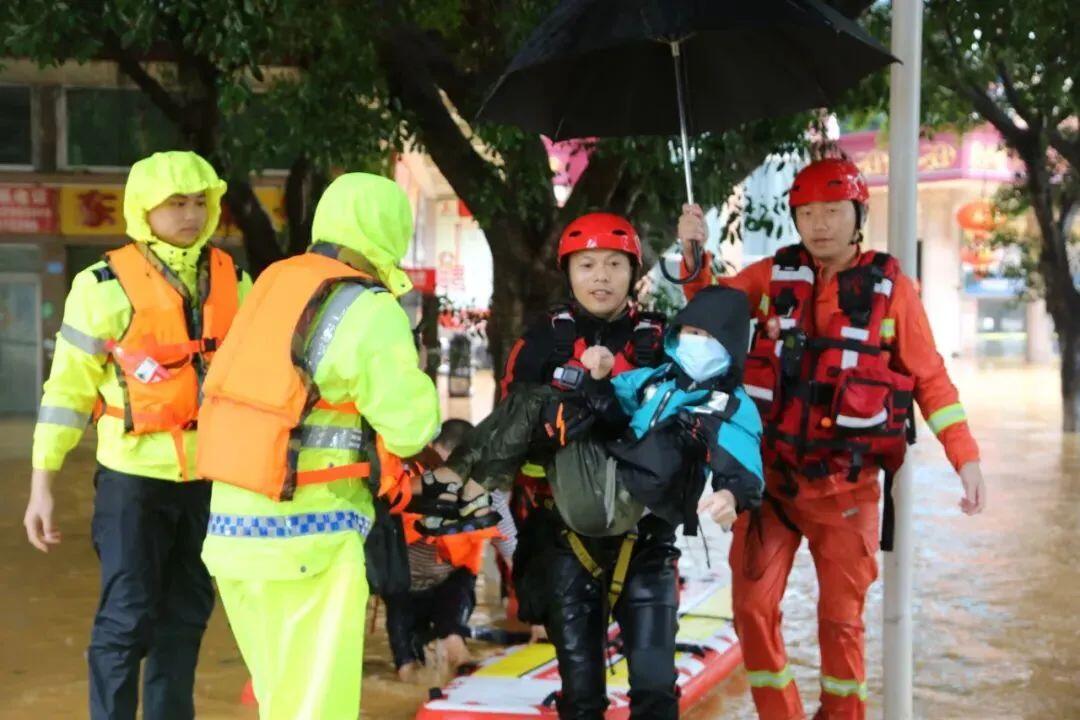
[659,241,703,285]
[660,41,701,285]
[671,41,694,206]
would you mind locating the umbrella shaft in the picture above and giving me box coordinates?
[671,41,694,205]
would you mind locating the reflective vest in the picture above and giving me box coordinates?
[197,251,404,502]
[742,245,914,492]
[96,242,239,477]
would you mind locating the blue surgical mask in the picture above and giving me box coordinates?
[673,334,731,383]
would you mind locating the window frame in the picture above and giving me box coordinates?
[0,83,37,171]
[58,85,182,173]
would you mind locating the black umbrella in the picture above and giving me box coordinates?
[478,0,895,281]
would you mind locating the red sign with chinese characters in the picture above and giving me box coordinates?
[0,185,59,234]
[404,267,437,295]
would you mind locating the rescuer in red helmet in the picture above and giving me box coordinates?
[483,211,683,719]
[676,158,986,719]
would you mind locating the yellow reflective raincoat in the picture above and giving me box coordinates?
[201,173,439,720]
[31,151,251,481]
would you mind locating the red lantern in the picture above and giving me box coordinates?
[956,199,1002,233]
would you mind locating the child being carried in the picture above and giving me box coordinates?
[439,286,764,537]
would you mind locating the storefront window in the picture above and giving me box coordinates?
[975,297,1027,359]
[0,85,33,167]
[64,88,182,168]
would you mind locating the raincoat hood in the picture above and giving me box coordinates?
[666,286,750,390]
[123,151,227,260]
[310,173,414,297]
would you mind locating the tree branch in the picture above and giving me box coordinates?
[932,4,1030,150]
[560,147,627,218]
[961,82,1033,152]
[100,33,186,128]
[377,24,530,258]
[1048,126,1080,174]
[995,59,1041,131]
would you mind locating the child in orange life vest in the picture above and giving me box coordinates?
[390,419,500,682]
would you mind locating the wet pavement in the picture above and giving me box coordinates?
[2,364,1077,719]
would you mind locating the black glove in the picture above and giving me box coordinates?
[539,392,596,448]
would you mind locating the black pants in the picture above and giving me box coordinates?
[384,567,477,668]
[88,465,215,720]
[517,511,681,720]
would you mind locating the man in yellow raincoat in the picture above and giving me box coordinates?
[197,173,445,720]
[22,151,251,720]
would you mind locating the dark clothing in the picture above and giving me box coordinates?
[669,285,751,391]
[517,512,680,720]
[385,567,477,669]
[88,465,214,720]
[499,304,653,399]
[488,302,676,719]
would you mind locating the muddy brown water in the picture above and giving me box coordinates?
[2,365,1076,719]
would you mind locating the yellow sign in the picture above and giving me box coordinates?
[853,141,958,181]
[219,186,287,237]
[59,185,126,236]
[59,184,286,237]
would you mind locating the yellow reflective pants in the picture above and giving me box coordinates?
[217,558,368,720]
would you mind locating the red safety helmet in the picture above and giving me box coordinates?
[557,212,642,266]
[789,158,869,208]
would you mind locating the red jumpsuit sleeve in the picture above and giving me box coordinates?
[679,251,717,302]
[888,274,980,471]
[680,252,772,312]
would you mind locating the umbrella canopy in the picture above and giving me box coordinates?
[479,0,895,140]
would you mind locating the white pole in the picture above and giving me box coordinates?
[884,1,922,719]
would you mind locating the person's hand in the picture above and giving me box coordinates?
[765,317,781,340]
[678,203,707,267]
[580,345,615,379]
[698,489,737,529]
[958,461,986,515]
[634,274,654,299]
[529,625,548,644]
[24,469,61,552]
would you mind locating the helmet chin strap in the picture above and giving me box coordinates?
[851,201,866,245]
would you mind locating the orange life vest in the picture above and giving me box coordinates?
[196,250,410,502]
[402,511,498,574]
[742,245,915,496]
[96,242,239,477]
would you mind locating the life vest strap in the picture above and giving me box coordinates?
[96,403,193,481]
[806,336,882,355]
[608,533,638,611]
[295,461,372,486]
[313,398,360,414]
[563,529,638,615]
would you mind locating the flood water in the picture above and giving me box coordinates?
[2,364,1077,719]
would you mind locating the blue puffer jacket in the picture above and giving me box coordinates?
[612,359,764,486]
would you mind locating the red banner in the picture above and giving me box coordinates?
[0,185,58,234]
[404,267,438,295]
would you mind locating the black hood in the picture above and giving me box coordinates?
[668,286,751,387]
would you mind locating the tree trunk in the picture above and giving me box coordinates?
[486,226,564,391]
[420,293,441,382]
[284,155,327,257]
[1021,149,1080,431]
[225,179,283,276]
[1059,322,1080,432]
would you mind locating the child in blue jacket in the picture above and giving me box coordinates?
[586,285,764,530]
